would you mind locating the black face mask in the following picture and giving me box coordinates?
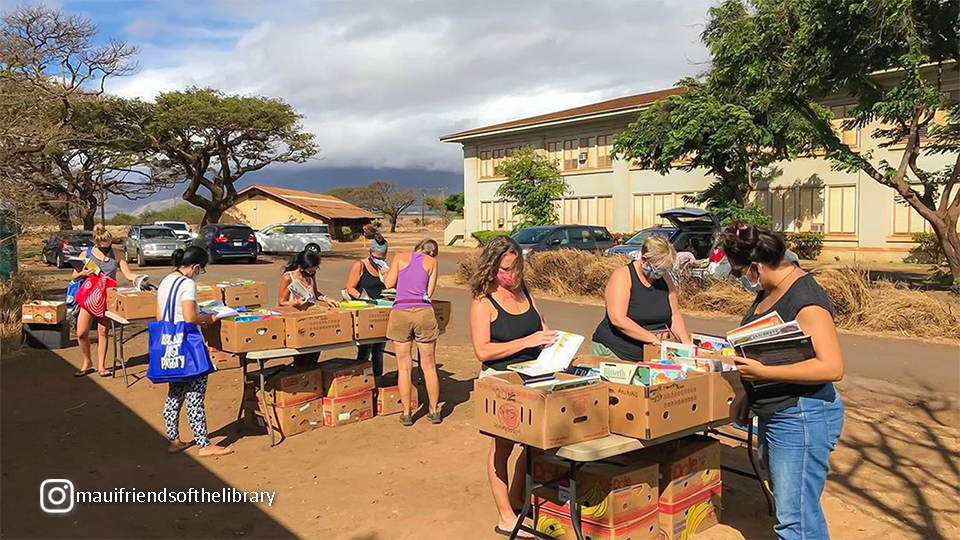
[301,269,316,278]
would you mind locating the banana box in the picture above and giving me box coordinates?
[322,390,374,427]
[709,371,744,422]
[650,435,721,504]
[320,358,375,398]
[219,280,267,307]
[534,505,659,540]
[276,306,353,349]
[204,316,285,353]
[343,306,391,340]
[432,299,452,331]
[106,288,158,320]
[658,482,722,540]
[195,282,221,303]
[257,397,323,438]
[532,454,659,528]
[376,385,418,416]
[207,346,240,368]
[22,301,67,325]
[259,365,325,407]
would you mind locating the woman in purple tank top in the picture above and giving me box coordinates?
[384,239,441,426]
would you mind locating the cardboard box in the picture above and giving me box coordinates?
[473,371,609,450]
[205,316,285,353]
[651,436,721,504]
[21,301,67,325]
[532,454,659,528]
[106,289,158,320]
[195,282,221,304]
[322,390,374,427]
[220,281,268,307]
[658,482,722,540]
[208,346,239,368]
[709,371,744,422]
[534,505,659,540]
[260,365,325,407]
[376,385,419,416]
[432,299,452,331]
[277,307,353,349]
[257,398,324,438]
[348,306,392,340]
[320,359,375,398]
[575,356,711,440]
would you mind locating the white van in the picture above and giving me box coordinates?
[255,223,333,254]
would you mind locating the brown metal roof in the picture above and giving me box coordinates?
[440,87,682,142]
[236,184,377,220]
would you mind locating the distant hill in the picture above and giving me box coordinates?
[130,197,182,216]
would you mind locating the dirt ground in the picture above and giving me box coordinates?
[2,246,959,539]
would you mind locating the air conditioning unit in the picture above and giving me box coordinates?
[811,223,824,233]
[578,151,588,163]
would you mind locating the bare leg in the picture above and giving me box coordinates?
[416,340,440,414]
[489,438,531,536]
[395,340,414,416]
[76,309,95,372]
[95,319,110,375]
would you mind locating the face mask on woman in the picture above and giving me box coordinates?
[496,270,519,290]
[642,261,664,280]
[739,264,763,292]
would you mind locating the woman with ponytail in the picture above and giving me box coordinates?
[718,224,844,540]
[156,247,232,457]
[345,233,389,377]
[278,249,339,309]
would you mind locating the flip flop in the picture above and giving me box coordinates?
[73,368,96,377]
[494,526,533,539]
[98,370,112,378]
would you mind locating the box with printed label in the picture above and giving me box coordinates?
[106,289,158,320]
[21,301,67,325]
[376,385,419,416]
[346,306,392,340]
[195,282,221,304]
[257,397,323,438]
[658,482,721,540]
[322,390,374,427]
[473,371,609,450]
[652,436,721,504]
[709,371,744,423]
[432,300,452,332]
[205,316,285,353]
[532,454,659,528]
[260,365,325,407]
[320,358,375,398]
[276,306,353,349]
[534,505,659,540]
[220,281,268,307]
[574,356,711,440]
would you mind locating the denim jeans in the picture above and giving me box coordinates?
[758,384,844,540]
[357,342,385,377]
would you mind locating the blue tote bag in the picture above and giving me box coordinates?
[147,277,216,384]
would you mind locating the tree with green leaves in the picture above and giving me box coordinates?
[147,87,317,225]
[496,146,569,229]
[444,192,464,216]
[701,0,960,279]
[423,194,452,223]
[349,180,415,232]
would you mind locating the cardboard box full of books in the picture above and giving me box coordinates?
[195,282,221,303]
[260,365,325,407]
[473,371,609,450]
[257,398,323,438]
[376,385,417,416]
[205,316,285,353]
[276,306,353,349]
[432,300,452,331]
[219,280,268,307]
[106,288,158,320]
[320,359,375,398]
[346,306,392,340]
[535,506,659,540]
[709,371,744,422]
[322,390,374,427]
[21,301,67,325]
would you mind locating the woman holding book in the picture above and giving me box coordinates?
[74,225,145,378]
[468,235,556,538]
[384,239,441,426]
[278,250,340,309]
[345,233,389,378]
[720,224,844,540]
[590,234,692,360]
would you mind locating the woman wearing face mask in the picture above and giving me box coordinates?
[73,225,146,378]
[590,234,692,360]
[469,236,556,538]
[345,233,389,378]
[156,247,233,457]
[278,249,340,309]
[719,225,844,540]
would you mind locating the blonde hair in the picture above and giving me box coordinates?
[93,224,113,245]
[642,234,676,271]
[415,238,439,258]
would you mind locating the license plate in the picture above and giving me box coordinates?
[233,241,243,247]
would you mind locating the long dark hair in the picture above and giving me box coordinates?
[470,235,523,298]
[716,225,786,267]
[284,249,321,273]
[171,246,209,269]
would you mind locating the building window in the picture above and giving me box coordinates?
[830,105,859,149]
[563,139,579,171]
[752,186,825,233]
[632,192,698,231]
[479,200,518,231]
[597,135,613,168]
[547,141,562,169]
[827,185,856,234]
[553,196,613,227]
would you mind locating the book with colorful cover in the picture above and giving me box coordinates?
[729,320,802,347]
[198,300,241,320]
[691,333,735,356]
[726,312,786,345]
[660,341,697,359]
[507,331,585,377]
[600,362,637,384]
[287,279,316,303]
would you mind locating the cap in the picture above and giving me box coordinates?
[369,238,388,254]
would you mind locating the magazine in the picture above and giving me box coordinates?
[287,279,316,303]
[725,311,786,345]
[660,341,697,359]
[728,321,802,347]
[507,331,585,377]
[68,256,101,275]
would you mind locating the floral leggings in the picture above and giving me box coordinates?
[163,376,210,448]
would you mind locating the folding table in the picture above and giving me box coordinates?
[105,310,152,387]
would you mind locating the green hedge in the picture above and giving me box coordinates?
[786,231,824,260]
[471,230,511,246]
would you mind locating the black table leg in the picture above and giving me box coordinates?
[509,447,534,540]
[747,420,775,516]
[568,461,585,540]
[236,354,248,429]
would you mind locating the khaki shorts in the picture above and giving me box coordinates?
[386,308,439,343]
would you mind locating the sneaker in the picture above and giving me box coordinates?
[427,410,442,425]
[399,413,414,427]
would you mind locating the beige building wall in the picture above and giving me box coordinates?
[231,195,322,230]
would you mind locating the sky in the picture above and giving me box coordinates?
[18,0,715,207]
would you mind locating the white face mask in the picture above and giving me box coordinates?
[739,264,763,292]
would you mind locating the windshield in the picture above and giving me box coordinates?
[163,223,188,231]
[140,228,177,240]
[220,227,253,239]
[512,228,552,244]
[625,229,674,245]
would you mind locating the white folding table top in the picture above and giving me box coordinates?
[555,419,735,462]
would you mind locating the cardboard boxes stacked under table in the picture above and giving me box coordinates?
[21,301,71,349]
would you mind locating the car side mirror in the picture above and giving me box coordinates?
[550,238,562,246]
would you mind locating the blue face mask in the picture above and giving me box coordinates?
[740,276,763,292]
[642,262,664,280]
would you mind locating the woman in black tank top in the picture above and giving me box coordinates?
[345,235,389,377]
[468,236,557,535]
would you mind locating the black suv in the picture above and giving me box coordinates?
[41,230,94,268]
[193,224,258,264]
[512,225,615,258]
[606,208,719,259]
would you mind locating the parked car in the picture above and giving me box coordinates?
[193,224,258,264]
[41,230,95,268]
[255,222,333,254]
[124,225,186,266]
[153,221,197,242]
[606,207,719,260]
[512,225,615,258]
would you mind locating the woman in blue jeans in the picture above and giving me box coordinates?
[718,225,844,540]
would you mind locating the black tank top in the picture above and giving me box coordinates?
[357,259,385,300]
[485,287,543,371]
[591,262,672,360]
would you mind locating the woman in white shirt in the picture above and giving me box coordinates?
[156,247,233,457]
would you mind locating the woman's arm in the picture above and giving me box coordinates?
[604,268,664,345]
[469,297,556,362]
[733,305,844,383]
[426,258,438,297]
[277,274,303,307]
[181,300,215,325]
[345,261,364,299]
[118,258,140,282]
[665,274,692,344]
[72,250,91,280]
[383,254,400,289]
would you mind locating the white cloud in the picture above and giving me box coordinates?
[106,0,713,173]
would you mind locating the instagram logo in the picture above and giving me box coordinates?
[41,479,74,513]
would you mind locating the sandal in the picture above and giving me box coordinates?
[73,368,96,377]
[399,413,414,427]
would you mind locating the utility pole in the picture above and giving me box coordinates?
[421,188,426,223]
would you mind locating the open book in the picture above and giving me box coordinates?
[198,300,241,320]
[68,256,101,275]
[507,332,585,377]
[287,279,316,303]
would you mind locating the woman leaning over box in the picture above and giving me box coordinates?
[590,234,692,360]
[157,247,233,457]
[468,235,557,538]
[278,249,340,309]
[384,238,441,426]
[721,225,844,540]
[74,225,146,378]
[345,233,389,378]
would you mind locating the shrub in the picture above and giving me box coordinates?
[107,213,138,225]
[786,232,824,260]
[471,230,511,246]
[0,271,43,352]
[712,201,773,228]
[904,232,945,265]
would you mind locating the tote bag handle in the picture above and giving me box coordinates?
[161,277,186,323]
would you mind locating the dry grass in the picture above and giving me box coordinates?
[454,250,960,342]
[0,271,45,352]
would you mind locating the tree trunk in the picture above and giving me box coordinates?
[931,219,960,281]
[41,201,73,231]
[80,202,97,231]
[389,215,398,233]
[202,206,226,227]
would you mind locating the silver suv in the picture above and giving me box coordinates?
[125,225,186,266]
[255,223,333,254]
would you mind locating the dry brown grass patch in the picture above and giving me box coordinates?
[0,271,45,352]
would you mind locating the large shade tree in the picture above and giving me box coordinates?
[350,180,415,232]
